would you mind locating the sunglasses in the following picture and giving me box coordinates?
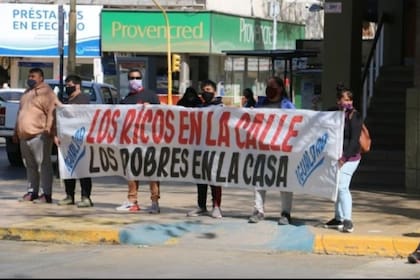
[128,76,142,80]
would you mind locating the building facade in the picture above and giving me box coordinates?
[0,0,320,105]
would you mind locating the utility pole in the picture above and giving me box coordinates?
[271,0,279,50]
[152,0,172,105]
[67,0,76,75]
[58,4,65,102]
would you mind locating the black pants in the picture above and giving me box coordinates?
[64,178,92,198]
[197,184,222,209]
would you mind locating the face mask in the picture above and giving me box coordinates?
[265,87,278,99]
[65,86,76,96]
[27,79,36,89]
[201,92,214,103]
[129,79,143,92]
[340,103,353,111]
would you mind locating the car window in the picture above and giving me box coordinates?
[101,86,114,104]
[81,86,96,102]
[110,87,120,104]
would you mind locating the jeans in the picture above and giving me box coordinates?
[335,160,360,221]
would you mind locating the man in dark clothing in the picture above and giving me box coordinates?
[186,79,224,219]
[116,68,161,214]
[56,74,93,207]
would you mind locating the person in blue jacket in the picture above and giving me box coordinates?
[248,76,295,225]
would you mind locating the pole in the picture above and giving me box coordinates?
[67,0,77,75]
[58,5,65,102]
[152,0,172,105]
[272,0,278,50]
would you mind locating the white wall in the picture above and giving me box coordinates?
[206,0,324,39]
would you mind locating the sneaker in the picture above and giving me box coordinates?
[342,219,354,233]
[211,207,222,219]
[57,195,75,206]
[20,192,38,202]
[248,210,264,223]
[408,250,420,264]
[278,211,291,225]
[147,201,160,214]
[186,207,208,217]
[33,194,52,204]
[77,197,94,208]
[116,201,140,212]
[323,218,344,229]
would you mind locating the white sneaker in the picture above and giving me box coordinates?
[211,207,223,219]
[148,201,160,214]
[116,201,140,212]
[186,207,208,217]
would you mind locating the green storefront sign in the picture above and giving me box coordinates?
[101,10,304,53]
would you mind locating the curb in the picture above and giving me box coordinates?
[0,227,120,245]
[0,224,417,259]
[313,234,418,257]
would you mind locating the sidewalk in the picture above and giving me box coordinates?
[0,176,419,258]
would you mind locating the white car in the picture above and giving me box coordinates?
[0,88,26,166]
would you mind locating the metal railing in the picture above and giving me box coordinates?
[362,15,385,119]
[361,15,386,119]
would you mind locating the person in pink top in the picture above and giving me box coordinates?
[13,67,62,203]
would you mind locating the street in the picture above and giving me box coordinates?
[0,240,419,278]
[0,139,419,278]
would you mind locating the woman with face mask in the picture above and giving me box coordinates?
[248,76,295,226]
[323,83,363,233]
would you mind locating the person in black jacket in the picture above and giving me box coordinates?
[323,83,363,233]
[242,87,256,108]
[56,74,93,207]
[186,79,224,219]
[177,86,202,108]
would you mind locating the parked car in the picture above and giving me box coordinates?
[45,79,120,105]
[0,88,26,103]
[0,80,121,167]
[0,88,26,166]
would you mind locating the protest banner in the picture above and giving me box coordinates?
[56,104,344,201]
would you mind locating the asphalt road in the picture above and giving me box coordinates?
[0,240,419,279]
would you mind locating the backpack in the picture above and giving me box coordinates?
[350,110,371,153]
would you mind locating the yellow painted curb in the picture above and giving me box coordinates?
[0,227,120,244]
[313,234,418,257]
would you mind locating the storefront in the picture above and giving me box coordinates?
[100,10,305,106]
[0,4,305,107]
[0,3,102,88]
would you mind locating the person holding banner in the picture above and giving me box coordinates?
[323,83,362,233]
[56,74,94,208]
[248,76,296,225]
[13,67,62,203]
[186,79,224,219]
[116,68,161,214]
[176,86,202,108]
[242,88,256,108]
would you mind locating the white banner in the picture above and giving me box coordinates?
[56,105,344,201]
